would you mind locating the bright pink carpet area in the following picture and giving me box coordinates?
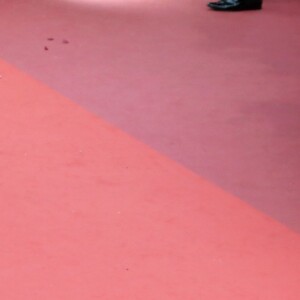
[1,58,300,299]
[0,0,299,230]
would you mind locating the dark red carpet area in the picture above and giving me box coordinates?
[0,1,299,298]
[1,0,300,230]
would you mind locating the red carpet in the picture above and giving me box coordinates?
[0,0,300,298]
[0,0,299,230]
[1,58,299,299]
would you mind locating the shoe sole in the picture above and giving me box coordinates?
[208,3,262,11]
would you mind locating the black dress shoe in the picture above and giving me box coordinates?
[208,0,262,11]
